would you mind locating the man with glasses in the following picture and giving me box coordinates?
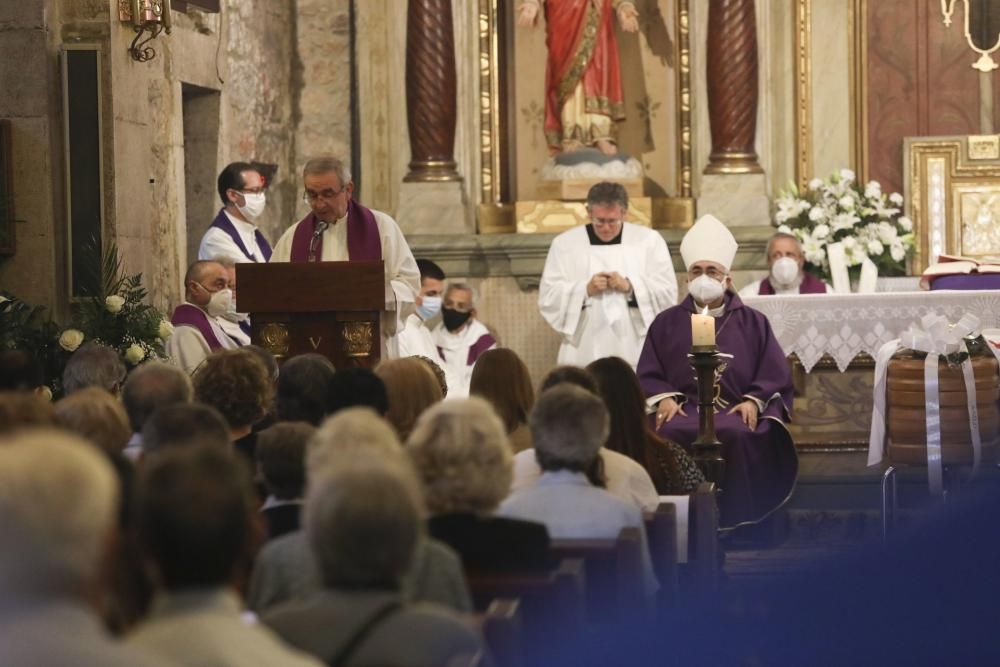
[271,157,420,353]
[166,260,241,374]
[636,215,797,529]
[199,162,273,263]
[538,181,677,368]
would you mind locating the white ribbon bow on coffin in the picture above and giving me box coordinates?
[868,313,982,495]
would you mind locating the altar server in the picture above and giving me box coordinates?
[538,181,677,368]
[637,215,798,528]
[739,232,832,297]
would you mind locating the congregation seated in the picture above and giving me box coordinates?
[0,430,174,666]
[255,421,314,541]
[0,348,46,393]
[121,362,193,461]
[127,445,321,666]
[510,365,660,512]
[261,453,483,666]
[469,348,535,453]
[325,366,389,416]
[412,354,450,398]
[375,356,444,441]
[586,356,704,494]
[407,397,551,572]
[275,353,336,426]
[140,403,231,456]
[192,348,273,467]
[498,384,659,597]
[53,387,132,456]
[247,408,472,614]
[62,341,126,396]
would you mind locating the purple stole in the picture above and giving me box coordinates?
[171,303,226,351]
[437,333,496,366]
[758,272,827,295]
[288,199,382,262]
[209,209,272,262]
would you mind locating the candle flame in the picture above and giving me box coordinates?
[701,306,710,316]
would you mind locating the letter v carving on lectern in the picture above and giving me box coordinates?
[309,336,322,350]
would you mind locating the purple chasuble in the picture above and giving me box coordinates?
[467,334,497,366]
[288,199,382,263]
[209,209,272,262]
[636,292,798,528]
[757,271,827,295]
[171,303,226,351]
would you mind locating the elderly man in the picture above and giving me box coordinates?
[498,384,658,597]
[129,446,321,666]
[198,161,272,263]
[739,231,832,297]
[210,256,252,346]
[62,341,127,396]
[0,431,175,666]
[271,157,420,349]
[637,215,798,528]
[165,260,239,374]
[539,181,677,368]
[432,282,496,398]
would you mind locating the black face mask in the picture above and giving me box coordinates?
[442,307,472,332]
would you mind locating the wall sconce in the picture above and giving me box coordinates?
[118,0,172,62]
[941,0,1000,73]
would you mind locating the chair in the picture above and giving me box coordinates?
[549,526,645,625]
[480,598,523,667]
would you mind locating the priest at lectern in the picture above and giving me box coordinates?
[636,215,798,528]
[270,157,420,354]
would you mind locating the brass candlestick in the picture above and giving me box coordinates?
[689,345,726,488]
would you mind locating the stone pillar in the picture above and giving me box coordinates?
[705,0,762,174]
[698,0,769,226]
[396,0,469,234]
[404,0,460,182]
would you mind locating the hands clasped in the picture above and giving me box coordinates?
[587,272,632,297]
[655,397,760,431]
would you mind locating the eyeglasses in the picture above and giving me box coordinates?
[303,187,347,204]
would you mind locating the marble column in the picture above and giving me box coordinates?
[698,0,769,226]
[397,0,468,233]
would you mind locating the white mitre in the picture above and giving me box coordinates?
[679,214,738,271]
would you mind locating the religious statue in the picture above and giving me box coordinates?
[517,0,639,157]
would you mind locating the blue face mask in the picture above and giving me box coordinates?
[416,295,442,320]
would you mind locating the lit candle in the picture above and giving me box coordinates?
[691,308,715,347]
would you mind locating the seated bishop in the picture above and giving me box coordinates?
[739,232,832,297]
[636,215,798,528]
[270,157,420,355]
[166,260,241,374]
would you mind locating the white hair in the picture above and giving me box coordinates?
[307,407,404,477]
[0,430,118,594]
[445,281,478,308]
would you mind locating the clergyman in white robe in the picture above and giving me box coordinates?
[538,222,678,367]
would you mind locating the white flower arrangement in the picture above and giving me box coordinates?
[105,295,126,313]
[58,328,85,352]
[773,170,915,282]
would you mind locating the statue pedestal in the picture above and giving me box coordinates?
[396,181,471,234]
[697,173,770,226]
[536,177,644,201]
[516,198,652,233]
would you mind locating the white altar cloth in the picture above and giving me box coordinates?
[743,290,1000,372]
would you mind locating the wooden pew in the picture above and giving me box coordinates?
[644,501,679,610]
[656,482,720,601]
[480,598,523,667]
[549,526,646,625]
[466,558,585,664]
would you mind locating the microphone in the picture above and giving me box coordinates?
[308,220,329,260]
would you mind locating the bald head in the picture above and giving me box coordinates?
[184,261,228,305]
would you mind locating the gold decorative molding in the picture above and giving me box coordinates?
[478,0,502,206]
[848,0,869,183]
[341,321,374,358]
[968,134,1000,160]
[676,0,693,198]
[793,0,812,190]
[260,322,290,359]
[515,199,652,234]
[905,136,1000,271]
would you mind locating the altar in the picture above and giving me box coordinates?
[744,290,1000,451]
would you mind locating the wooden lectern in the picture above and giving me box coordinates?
[235,261,384,368]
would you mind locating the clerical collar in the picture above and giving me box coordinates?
[585,224,623,245]
[693,300,726,317]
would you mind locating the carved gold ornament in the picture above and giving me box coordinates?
[260,323,290,359]
[941,1,1000,72]
[341,322,374,358]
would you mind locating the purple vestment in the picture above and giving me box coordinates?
[288,199,382,263]
[171,303,226,351]
[758,272,827,295]
[208,209,273,262]
[637,292,798,528]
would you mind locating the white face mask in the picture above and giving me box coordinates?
[771,256,800,286]
[688,274,726,305]
[416,295,442,320]
[236,192,266,222]
[205,288,234,319]
[219,296,247,323]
